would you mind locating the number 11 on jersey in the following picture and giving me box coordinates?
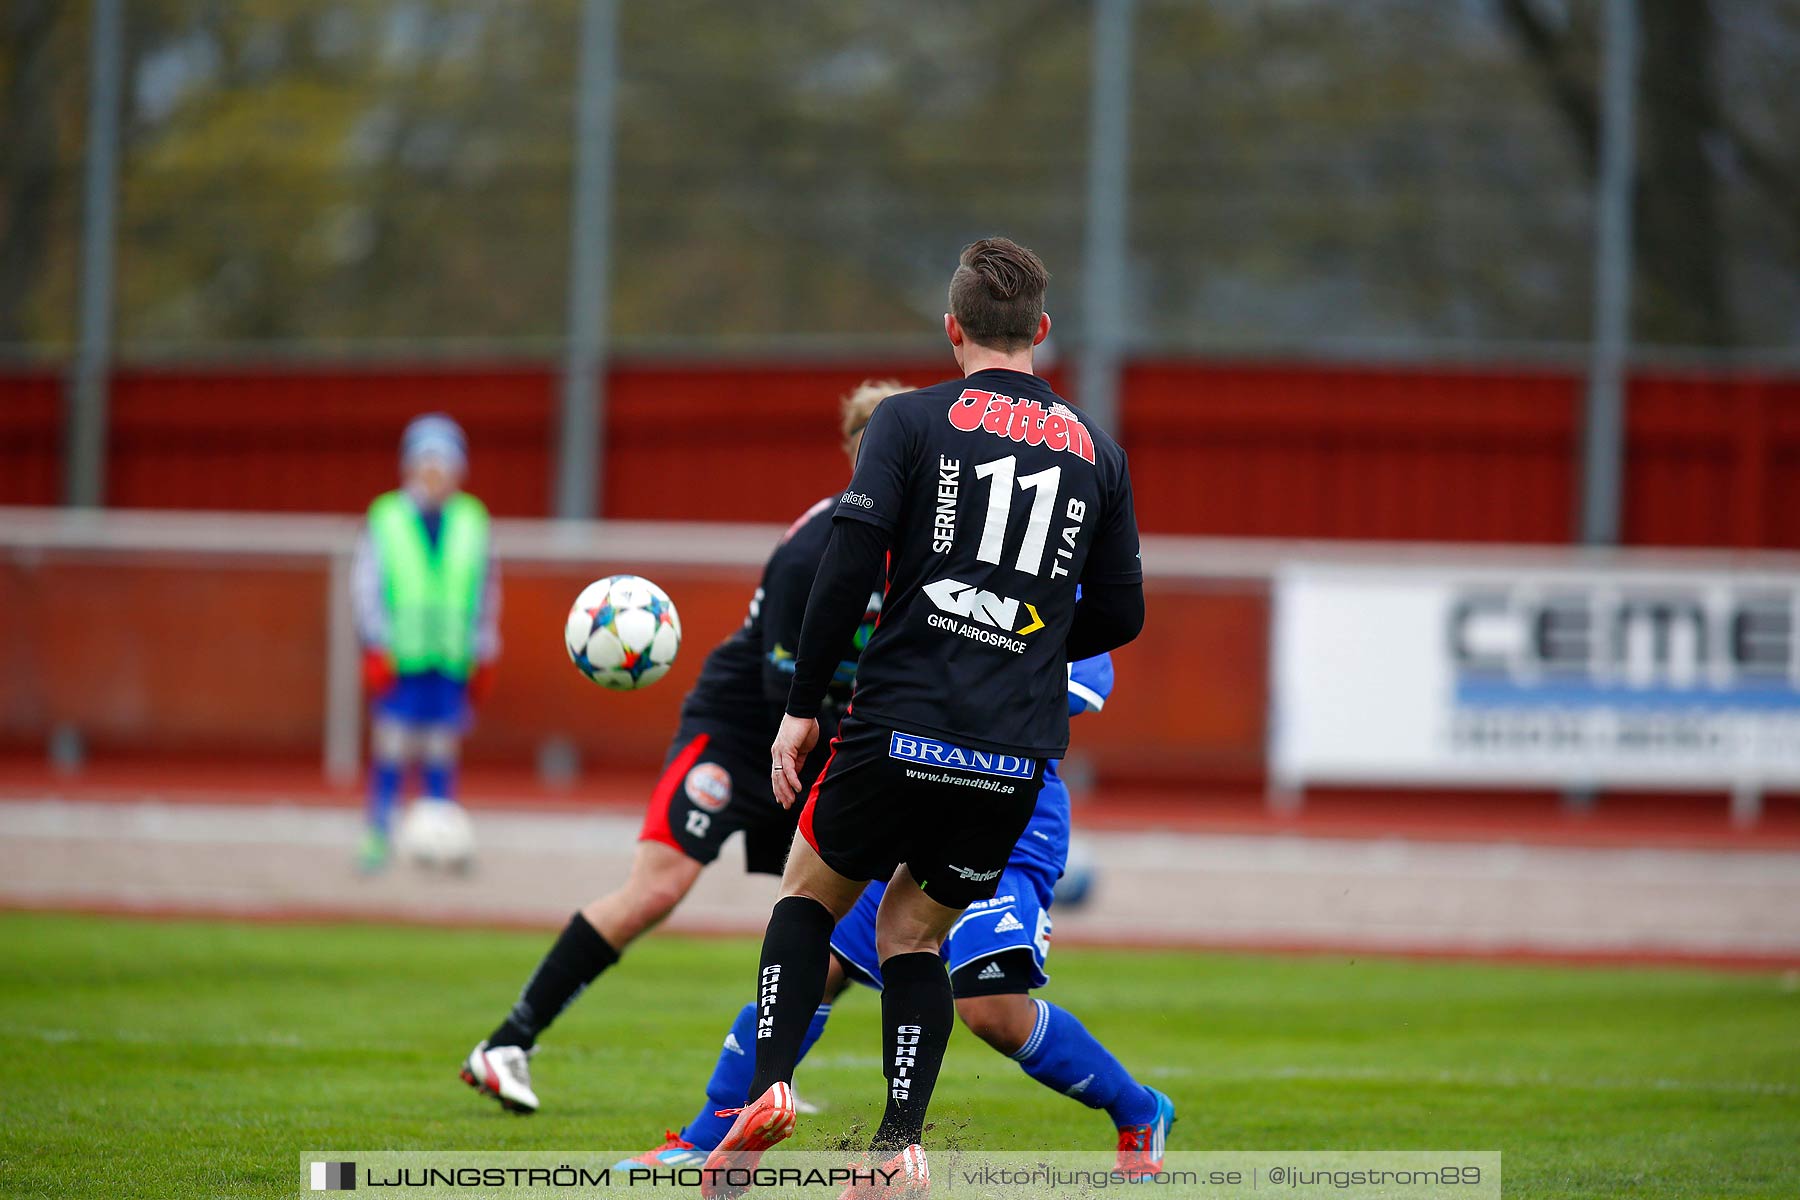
[970,455,1088,579]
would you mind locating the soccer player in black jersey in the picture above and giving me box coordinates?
[458,383,897,1115]
[702,239,1145,1196]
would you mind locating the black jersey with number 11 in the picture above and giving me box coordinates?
[832,367,1140,758]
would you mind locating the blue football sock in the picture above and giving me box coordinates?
[681,1002,832,1150]
[421,759,456,801]
[1012,999,1157,1128]
[366,758,402,835]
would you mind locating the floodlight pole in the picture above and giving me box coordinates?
[67,0,124,508]
[1077,0,1134,435]
[554,0,620,519]
[1567,0,1640,818]
[1579,0,1638,546]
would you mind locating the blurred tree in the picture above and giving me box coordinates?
[1499,0,1800,347]
[0,0,81,347]
[0,1,57,345]
[1130,0,1597,347]
[607,0,1091,342]
[115,0,577,346]
[0,0,1793,355]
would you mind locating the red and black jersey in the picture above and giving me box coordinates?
[825,367,1140,758]
[678,496,876,739]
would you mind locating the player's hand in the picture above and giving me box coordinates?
[361,648,396,698]
[770,714,820,808]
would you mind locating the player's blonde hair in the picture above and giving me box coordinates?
[840,379,906,453]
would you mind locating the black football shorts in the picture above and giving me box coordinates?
[640,720,818,876]
[798,715,1044,909]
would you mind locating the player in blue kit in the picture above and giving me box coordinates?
[617,650,1173,1177]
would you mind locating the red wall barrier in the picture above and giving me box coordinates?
[1625,372,1800,548]
[6,360,1800,547]
[602,362,994,522]
[0,370,63,506]
[105,365,559,516]
[0,557,1264,781]
[1123,361,1580,541]
[11,359,1795,790]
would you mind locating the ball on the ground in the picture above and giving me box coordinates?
[1053,838,1098,909]
[565,574,682,690]
[397,798,476,870]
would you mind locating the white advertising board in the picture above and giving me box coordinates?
[1271,562,1800,790]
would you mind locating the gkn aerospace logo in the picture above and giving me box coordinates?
[924,577,1044,654]
[948,388,1096,463]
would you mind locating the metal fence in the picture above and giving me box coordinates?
[6,1,1797,520]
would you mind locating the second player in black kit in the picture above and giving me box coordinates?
[460,386,898,1121]
[703,238,1145,1196]
[643,494,874,873]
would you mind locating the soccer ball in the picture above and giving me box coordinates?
[397,798,476,871]
[1053,838,1098,910]
[565,574,682,690]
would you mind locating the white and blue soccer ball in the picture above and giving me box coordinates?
[397,798,476,871]
[564,574,682,690]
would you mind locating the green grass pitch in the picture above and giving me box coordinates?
[4,912,1796,1198]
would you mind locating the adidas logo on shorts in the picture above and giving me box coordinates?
[977,962,1006,981]
[993,911,1025,933]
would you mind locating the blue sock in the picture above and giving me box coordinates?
[366,759,402,835]
[1012,999,1157,1127]
[681,1002,832,1150]
[422,759,456,801]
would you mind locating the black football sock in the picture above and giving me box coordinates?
[871,951,955,1152]
[487,912,618,1050]
[747,896,838,1098]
